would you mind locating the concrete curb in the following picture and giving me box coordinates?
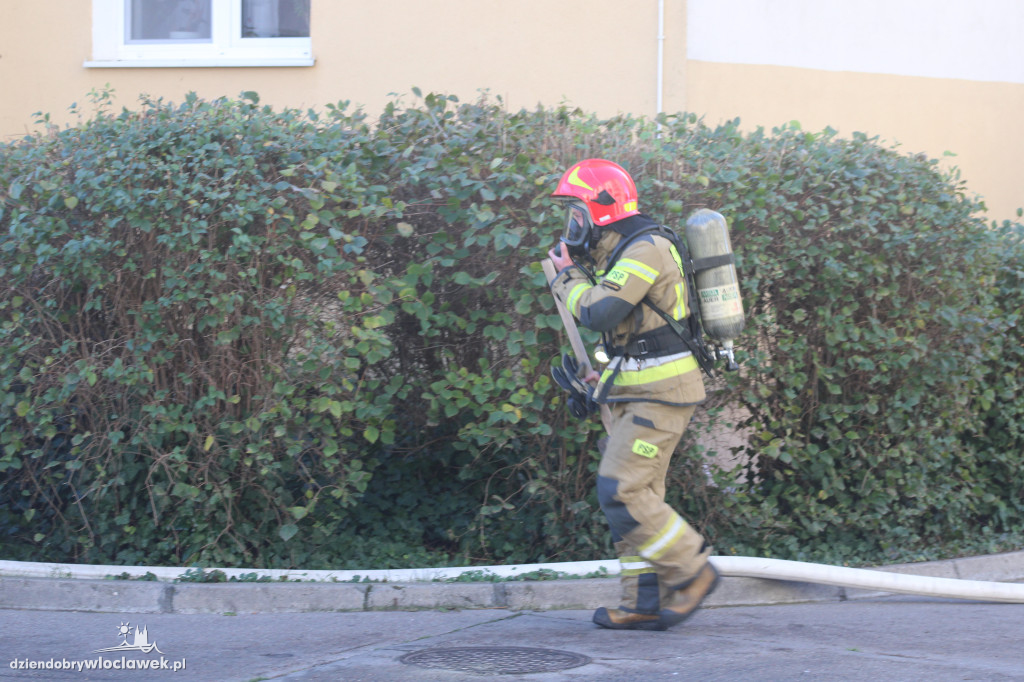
[1,550,1022,615]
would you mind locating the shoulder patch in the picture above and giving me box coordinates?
[604,270,629,287]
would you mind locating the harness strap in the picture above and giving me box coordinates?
[600,216,718,378]
[607,324,689,359]
[640,300,718,378]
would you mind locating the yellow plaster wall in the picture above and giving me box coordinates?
[1,1,1020,222]
[685,61,1024,222]
[0,0,667,139]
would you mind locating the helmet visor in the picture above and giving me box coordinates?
[561,202,592,249]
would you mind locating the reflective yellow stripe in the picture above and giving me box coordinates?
[669,245,688,319]
[669,244,685,276]
[610,258,658,285]
[566,282,589,317]
[673,282,686,320]
[601,354,699,386]
[639,514,688,561]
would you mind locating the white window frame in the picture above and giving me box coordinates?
[86,0,314,68]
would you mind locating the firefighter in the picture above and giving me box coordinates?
[547,159,719,631]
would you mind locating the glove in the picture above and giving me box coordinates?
[551,353,598,419]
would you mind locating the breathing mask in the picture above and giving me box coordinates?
[560,200,600,261]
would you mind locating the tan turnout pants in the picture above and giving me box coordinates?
[597,401,712,614]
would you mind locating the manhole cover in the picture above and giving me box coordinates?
[399,646,591,675]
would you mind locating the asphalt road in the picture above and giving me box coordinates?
[2,596,1023,681]
[2,550,1022,680]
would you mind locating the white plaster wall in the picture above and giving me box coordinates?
[687,0,1024,84]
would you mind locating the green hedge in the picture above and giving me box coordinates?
[1,90,1021,569]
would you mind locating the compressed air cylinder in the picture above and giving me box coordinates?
[684,209,745,342]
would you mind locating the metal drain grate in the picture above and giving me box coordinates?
[399,646,592,675]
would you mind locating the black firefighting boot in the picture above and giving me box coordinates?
[592,606,665,631]
[657,562,720,629]
[593,540,665,631]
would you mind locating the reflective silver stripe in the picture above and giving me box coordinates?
[614,350,692,372]
[619,559,656,572]
[639,514,688,561]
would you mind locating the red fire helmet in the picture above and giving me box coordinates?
[551,158,640,226]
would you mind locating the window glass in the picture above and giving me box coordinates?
[126,0,212,42]
[91,0,314,67]
[242,0,310,38]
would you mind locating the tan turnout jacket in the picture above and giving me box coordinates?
[550,216,706,406]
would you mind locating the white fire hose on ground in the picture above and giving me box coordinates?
[713,556,1024,604]
[1,555,1022,603]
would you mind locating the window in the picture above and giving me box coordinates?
[87,0,313,68]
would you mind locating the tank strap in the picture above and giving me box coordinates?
[692,253,735,272]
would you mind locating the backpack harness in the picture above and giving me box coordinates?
[600,222,719,380]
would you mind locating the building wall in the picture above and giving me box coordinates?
[683,0,1024,222]
[1,0,1021,221]
[0,1,671,135]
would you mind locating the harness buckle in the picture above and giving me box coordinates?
[637,338,649,355]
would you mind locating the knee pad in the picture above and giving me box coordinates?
[597,475,640,538]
